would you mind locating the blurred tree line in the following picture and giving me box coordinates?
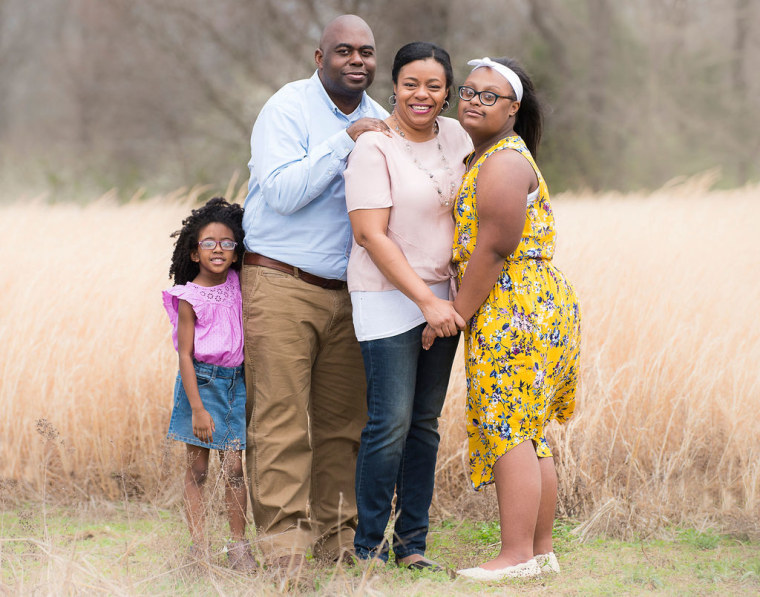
[1,0,757,197]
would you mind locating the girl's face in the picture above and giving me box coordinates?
[393,57,448,133]
[458,67,519,142]
[191,222,238,282]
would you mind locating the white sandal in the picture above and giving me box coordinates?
[534,551,560,573]
[456,558,541,580]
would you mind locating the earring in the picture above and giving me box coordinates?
[441,100,450,112]
[389,93,396,106]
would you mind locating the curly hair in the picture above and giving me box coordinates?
[168,197,245,286]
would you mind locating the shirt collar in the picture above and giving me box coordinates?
[310,70,370,119]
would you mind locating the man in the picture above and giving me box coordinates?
[241,15,388,571]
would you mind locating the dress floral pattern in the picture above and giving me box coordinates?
[453,135,581,490]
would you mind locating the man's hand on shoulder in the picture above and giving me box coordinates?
[347,118,391,141]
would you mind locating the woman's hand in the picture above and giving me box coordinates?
[192,408,215,443]
[420,297,466,338]
[421,324,437,350]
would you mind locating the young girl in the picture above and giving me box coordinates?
[163,197,256,572]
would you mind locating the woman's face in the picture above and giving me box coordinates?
[393,58,448,133]
[458,67,518,140]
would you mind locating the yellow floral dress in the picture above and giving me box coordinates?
[453,135,581,490]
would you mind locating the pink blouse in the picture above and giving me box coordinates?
[344,116,471,292]
[162,269,244,367]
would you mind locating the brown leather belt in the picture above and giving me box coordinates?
[244,252,347,290]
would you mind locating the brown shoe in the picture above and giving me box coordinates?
[227,540,258,573]
[313,544,357,566]
[270,553,306,575]
[269,553,309,591]
[333,549,357,567]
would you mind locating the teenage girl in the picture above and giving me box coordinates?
[163,197,256,572]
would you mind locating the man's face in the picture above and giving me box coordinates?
[316,22,376,101]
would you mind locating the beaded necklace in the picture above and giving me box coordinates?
[390,114,456,207]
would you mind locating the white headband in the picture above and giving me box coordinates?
[467,57,523,102]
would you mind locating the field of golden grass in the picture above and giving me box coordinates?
[1,177,758,539]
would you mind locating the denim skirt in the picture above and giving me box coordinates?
[167,360,246,450]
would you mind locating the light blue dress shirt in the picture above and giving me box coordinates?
[242,71,388,280]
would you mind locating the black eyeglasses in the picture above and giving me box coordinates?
[458,85,515,106]
[198,239,237,251]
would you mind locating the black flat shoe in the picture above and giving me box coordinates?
[396,557,446,573]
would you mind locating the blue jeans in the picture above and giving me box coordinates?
[354,323,460,561]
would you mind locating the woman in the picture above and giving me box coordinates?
[433,57,581,580]
[344,41,472,569]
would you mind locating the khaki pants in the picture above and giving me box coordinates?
[241,264,366,559]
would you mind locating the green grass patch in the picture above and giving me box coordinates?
[1,504,758,595]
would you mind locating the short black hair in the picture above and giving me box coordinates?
[168,197,245,286]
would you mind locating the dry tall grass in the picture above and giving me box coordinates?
[1,178,758,538]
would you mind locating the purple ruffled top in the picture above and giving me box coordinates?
[162,269,244,367]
